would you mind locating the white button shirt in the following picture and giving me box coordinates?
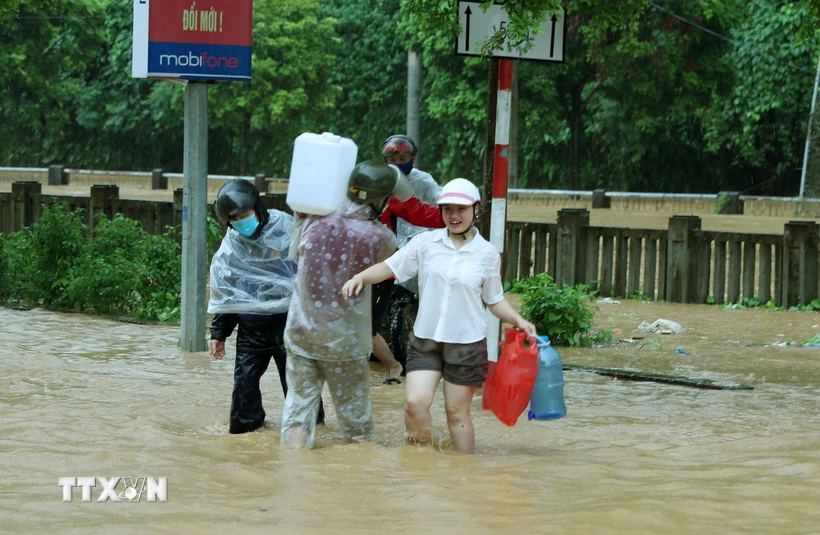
[385,228,505,344]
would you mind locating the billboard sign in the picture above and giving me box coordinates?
[132,0,253,82]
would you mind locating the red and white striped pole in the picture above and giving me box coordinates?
[488,59,513,361]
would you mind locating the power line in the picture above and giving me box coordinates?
[649,2,814,76]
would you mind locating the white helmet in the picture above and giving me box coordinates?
[436,178,481,206]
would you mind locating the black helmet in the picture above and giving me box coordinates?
[380,135,418,159]
[214,179,267,226]
[347,160,413,204]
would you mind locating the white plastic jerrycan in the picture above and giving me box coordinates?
[286,132,358,215]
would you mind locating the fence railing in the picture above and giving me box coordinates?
[505,209,819,308]
[0,181,288,242]
[0,166,284,194]
[3,182,819,308]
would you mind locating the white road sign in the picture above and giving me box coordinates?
[456,1,565,62]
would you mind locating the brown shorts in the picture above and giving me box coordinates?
[405,333,489,386]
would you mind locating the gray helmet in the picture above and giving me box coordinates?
[214,179,267,225]
[347,159,413,204]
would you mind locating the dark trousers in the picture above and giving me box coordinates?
[229,314,324,434]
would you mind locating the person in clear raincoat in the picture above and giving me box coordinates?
[208,179,323,434]
[281,160,413,449]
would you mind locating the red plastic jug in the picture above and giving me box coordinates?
[482,328,538,426]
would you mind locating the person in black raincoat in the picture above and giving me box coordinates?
[209,179,323,434]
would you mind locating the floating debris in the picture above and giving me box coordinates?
[563,364,753,390]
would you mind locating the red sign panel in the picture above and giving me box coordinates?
[133,0,253,82]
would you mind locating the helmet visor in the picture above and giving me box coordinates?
[436,192,478,206]
[389,165,414,203]
[381,139,415,159]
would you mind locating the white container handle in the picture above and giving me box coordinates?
[322,132,341,143]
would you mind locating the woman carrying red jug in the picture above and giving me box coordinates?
[342,178,536,454]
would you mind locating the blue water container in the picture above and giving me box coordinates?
[528,335,567,421]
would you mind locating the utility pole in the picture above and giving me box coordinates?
[407,51,422,166]
[799,53,820,217]
[179,82,208,352]
[509,61,519,189]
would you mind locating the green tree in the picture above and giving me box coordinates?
[1,0,342,176]
[207,0,340,175]
[0,0,106,166]
[0,0,20,17]
[2,0,818,199]
[800,0,820,36]
[397,0,652,186]
[550,0,739,192]
[401,0,817,196]
[701,1,820,195]
[320,0,408,160]
[69,1,183,171]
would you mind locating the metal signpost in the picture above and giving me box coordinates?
[132,0,253,352]
[456,1,565,360]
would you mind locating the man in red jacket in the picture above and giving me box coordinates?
[370,158,445,384]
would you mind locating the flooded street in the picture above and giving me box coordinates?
[1,300,818,534]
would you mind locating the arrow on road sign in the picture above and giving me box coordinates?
[465,5,472,51]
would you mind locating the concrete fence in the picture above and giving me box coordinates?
[507,188,820,218]
[3,167,820,308]
[506,208,820,308]
[0,166,282,195]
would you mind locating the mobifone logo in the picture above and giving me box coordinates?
[58,477,168,502]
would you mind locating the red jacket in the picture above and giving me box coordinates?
[380,196,444,232]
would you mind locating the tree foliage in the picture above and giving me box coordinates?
[1,0,819,196]
[320,0,408,159]
[800,0,820,37]
[701,1,818,194]
[208,0,340,175]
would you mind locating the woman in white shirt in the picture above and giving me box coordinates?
[342,178,536,454]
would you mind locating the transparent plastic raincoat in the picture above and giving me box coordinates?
[285,199,397,361]
[208,209,296,315]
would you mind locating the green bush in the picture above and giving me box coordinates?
[0,204,182,322]
[68,214,182,320]
[1,204,88,307]
[507,272,605,347]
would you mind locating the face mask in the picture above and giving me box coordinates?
[232,213,259,237]
[396,161,414,175]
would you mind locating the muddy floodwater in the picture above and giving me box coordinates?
[1,300,818,534]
